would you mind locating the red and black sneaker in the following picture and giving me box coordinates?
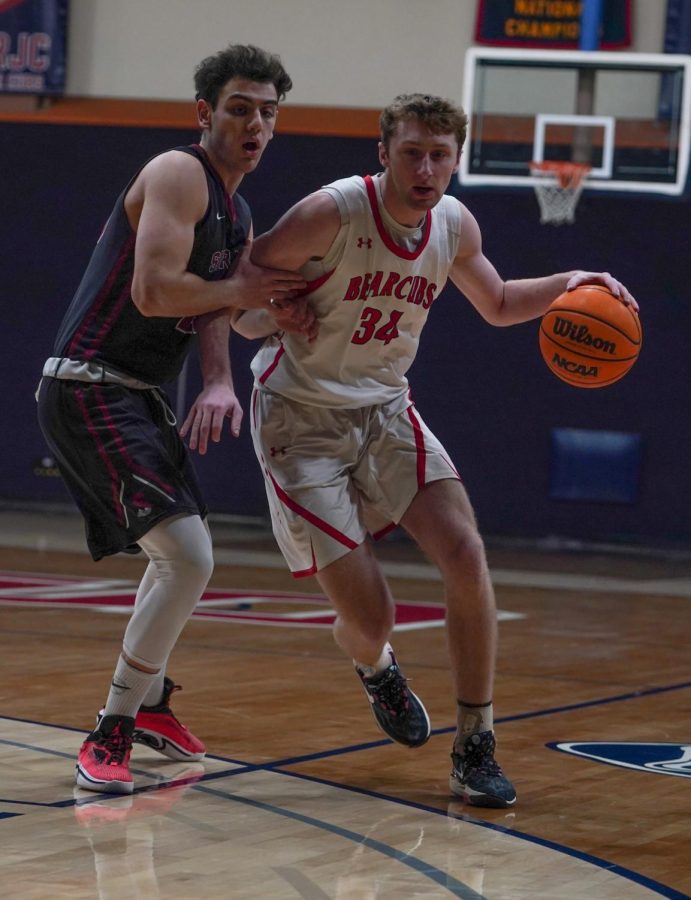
[75,714,135,794]
[98,677,205,762]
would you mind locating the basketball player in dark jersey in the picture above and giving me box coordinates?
[36,44,314,794]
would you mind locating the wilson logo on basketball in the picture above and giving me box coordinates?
[552,316,616,354]
[539,285,641,389]
[551,353,598,379]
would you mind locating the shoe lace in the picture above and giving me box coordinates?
[368,667,410,717]
[458,732,502,777]
[101,726,132,765]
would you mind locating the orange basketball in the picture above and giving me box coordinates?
[539,285,642,388]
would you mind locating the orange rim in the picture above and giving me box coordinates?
[530,161,591,188]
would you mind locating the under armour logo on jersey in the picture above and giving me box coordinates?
[269,446,288,457]
[357,237,372,248]
[209,249,231,272]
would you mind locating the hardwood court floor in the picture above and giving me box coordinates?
[0,510,690,899]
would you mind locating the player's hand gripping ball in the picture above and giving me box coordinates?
[539,285,642,388]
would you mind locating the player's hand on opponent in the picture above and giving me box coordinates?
[566,271,639,312]
[269,296,319,342]
[179,383,243,454]
[230,241,306,309]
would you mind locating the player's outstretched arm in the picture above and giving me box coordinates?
[449,203,637,325]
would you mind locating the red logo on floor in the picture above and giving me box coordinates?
[0,571,446,631]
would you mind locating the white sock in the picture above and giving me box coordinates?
[141,669,167,707]
[103,655,159,719]
[354,642,394,679]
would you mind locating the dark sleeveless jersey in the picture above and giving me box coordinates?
[51,144,251,385]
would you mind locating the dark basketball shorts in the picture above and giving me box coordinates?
[36,377,207,561]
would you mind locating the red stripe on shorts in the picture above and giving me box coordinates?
[92,384,175,495]
[268,471,358,550]
[406,404,427,488]
[74,387,126,524]
[291,540,318,578]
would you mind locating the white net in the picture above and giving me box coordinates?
[530,161,590,225]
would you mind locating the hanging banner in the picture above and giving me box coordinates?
[664,0,691,54]
[475,0,632,49]
[0,0,69,94]
[659,0,691,119]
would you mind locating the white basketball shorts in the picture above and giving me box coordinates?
[250,387,459,576]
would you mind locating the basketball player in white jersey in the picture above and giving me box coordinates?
[211,94,637,807]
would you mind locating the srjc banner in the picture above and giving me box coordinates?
[475,0,632,49]
[0,0,68,94]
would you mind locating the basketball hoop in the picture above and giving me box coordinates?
[530,161,591,225]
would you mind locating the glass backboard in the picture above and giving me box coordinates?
[460,48,691,195]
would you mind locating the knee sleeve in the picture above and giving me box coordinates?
[123,515,213,667]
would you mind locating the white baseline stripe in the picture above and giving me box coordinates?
[0,580,135,598]
[490,569,691,597]
[212,548,691,597]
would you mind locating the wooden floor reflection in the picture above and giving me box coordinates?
[0,510,690,899]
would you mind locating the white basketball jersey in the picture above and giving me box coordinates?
[251,173,463,408]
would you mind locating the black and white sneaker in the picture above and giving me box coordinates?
[449,731,517,808]
[357,653,430,748]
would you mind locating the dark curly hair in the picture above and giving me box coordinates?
[194,44,292,108]
[380,93,468,151]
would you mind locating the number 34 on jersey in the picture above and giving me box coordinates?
[343,270,439,347]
